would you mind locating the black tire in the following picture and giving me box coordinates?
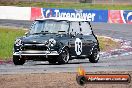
[48,59,57,64]
[58,48,70,64]
[13,56,25,65]
[89,47,99,63]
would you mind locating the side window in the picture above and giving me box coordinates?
[80,22,92,35]
[69,22,80,35]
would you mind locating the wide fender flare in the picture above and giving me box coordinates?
[57,41,70,54]
[90,43,100,55]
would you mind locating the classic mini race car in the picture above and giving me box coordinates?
[13,17,100,65]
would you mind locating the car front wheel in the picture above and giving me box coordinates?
[89,47,99,63]
[13,56,25,65]
[48,59,57,64]
[58,48,70,64]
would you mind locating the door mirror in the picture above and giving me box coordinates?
[25,32,29,36]
[70,33,75,38]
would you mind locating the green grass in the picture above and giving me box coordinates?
[98,36,120,51]
[0,27,120,60]
[0,27,26,60]
[0,2,132,10]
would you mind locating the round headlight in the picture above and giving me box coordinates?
[15,39,22,46]
[49,39,56,47]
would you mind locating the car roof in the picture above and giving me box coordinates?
[35,17,90,22]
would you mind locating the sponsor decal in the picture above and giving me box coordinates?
[75,38,82,55]
[122,10,132,24]
[76,66,131,85]
[54,9,96,21]
[43,9,52,18]
[30,8,132,24]
[108,10,124,23]
[108,10,132,24]
[42,8,108,22]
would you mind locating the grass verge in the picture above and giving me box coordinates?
[97,36,120,51]
[0,27,120,60]
[0,27,26,60]
[0,2,132,10]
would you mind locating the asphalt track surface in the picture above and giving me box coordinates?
[0,20,132,74]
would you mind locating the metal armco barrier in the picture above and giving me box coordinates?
[0,6,31,20]
[41,8,108,22]
[31,7,132,24]
[0,6,131,24]
[31,8,108,22]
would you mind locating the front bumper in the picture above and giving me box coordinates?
[13,50,59,58]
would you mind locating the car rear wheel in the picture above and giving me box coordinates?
[13,56,25,65]
[58,48,70,64]
[89,47,99,63]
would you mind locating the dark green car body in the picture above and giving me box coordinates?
[13,18,100,65]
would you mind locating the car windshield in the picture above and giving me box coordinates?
[30,20,69,34]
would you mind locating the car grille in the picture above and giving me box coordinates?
[21,44,48,51]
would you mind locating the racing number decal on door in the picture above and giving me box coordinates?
[75,38,82,55]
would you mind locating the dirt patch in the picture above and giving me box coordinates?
[0,72,131,88]
[97,36,121,52]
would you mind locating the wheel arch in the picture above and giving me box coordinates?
[90,43,100,55]
[59,46,70,54]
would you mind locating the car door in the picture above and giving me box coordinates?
[80,21,95,56]
[68,21,85,57]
